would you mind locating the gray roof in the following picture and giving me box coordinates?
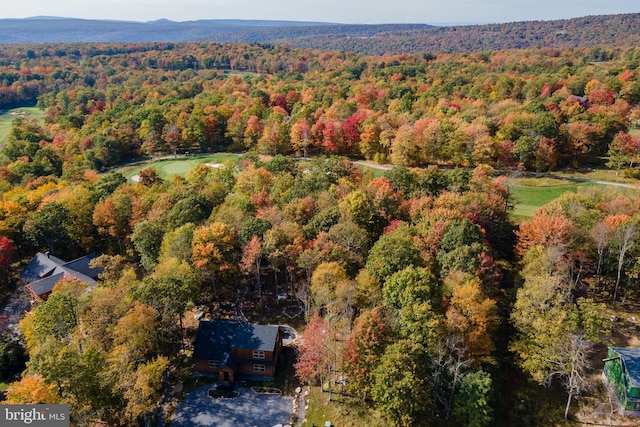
[231,323,280,352]
[28,273,65,297]
[610,347,640,388]
[193,320,280,367]
[193,320,237,364]
[20,252,65,284]
[61,254,101,279]
[21,252,102,297]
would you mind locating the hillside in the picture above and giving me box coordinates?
[1,24,640,425]
[1,13,640,54]
[0,17,335,44]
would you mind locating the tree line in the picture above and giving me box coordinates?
[1,42,640,180]
[2,13,640,55]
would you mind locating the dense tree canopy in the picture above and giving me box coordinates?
[0,41,639,176]
[1,38,639,426]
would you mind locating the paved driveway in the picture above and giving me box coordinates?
[171,384,293,427]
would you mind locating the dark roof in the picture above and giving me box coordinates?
[232,323,280,352]
[27,273,65,297]
[20,252,102,297]
[62,254,101,280]
[610,347,640,388]
[20,252,65,284]
[193,320,237,363]
[193,320,280,366]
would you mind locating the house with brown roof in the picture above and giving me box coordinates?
[193,320,283,383]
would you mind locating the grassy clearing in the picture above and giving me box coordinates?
[552,168,637,184]
[117,153,241,181]
[0,107,45,145]
[0,382,9,392]
[302,386,387,427]
[357,165,387,178]
[506,177,594,221]
[506,171,637,221]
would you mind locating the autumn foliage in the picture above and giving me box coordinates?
[294,313,329,385]
[0,34,639,426]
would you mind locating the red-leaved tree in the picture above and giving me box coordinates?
[0,236,15,288]
[294,313,329,385]
[0,236,15,269]
[241,235,263,302]
[516,210,575,257]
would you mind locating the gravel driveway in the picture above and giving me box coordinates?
[0,286,31,333]
[171,384,293,427]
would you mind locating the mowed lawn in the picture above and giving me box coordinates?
[0,107,45,145]
[507,177,594,220]
[118,153,241,181]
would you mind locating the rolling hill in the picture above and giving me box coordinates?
[1,13,639,54]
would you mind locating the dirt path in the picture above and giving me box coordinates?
[353,160,393,171]
[297,390,307,426]
[544,173,639,189]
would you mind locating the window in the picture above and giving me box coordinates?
[253,350,265,359]
[253,364,266,373]
[208,360,219,369]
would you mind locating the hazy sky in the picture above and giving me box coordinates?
[3,0,639,24]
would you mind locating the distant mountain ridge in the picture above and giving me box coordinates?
[1,14,639,54]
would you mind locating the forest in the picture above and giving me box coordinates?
[1,42,640,173]
[2,13,640,55]
[0,38,638,426]
[269,13,640,55]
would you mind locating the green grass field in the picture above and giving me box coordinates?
[117,153,241,181]
[356,165,387,178]
[0,107,45,145]
[302,386,387,427]
[507,177,594,220]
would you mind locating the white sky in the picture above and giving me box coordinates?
[2,0,639,24]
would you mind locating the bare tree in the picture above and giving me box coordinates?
[591,220,611,294]
[432,335,471,421]
[544,336,592,419]
[611,221,636,307]
[295,281,312,319]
